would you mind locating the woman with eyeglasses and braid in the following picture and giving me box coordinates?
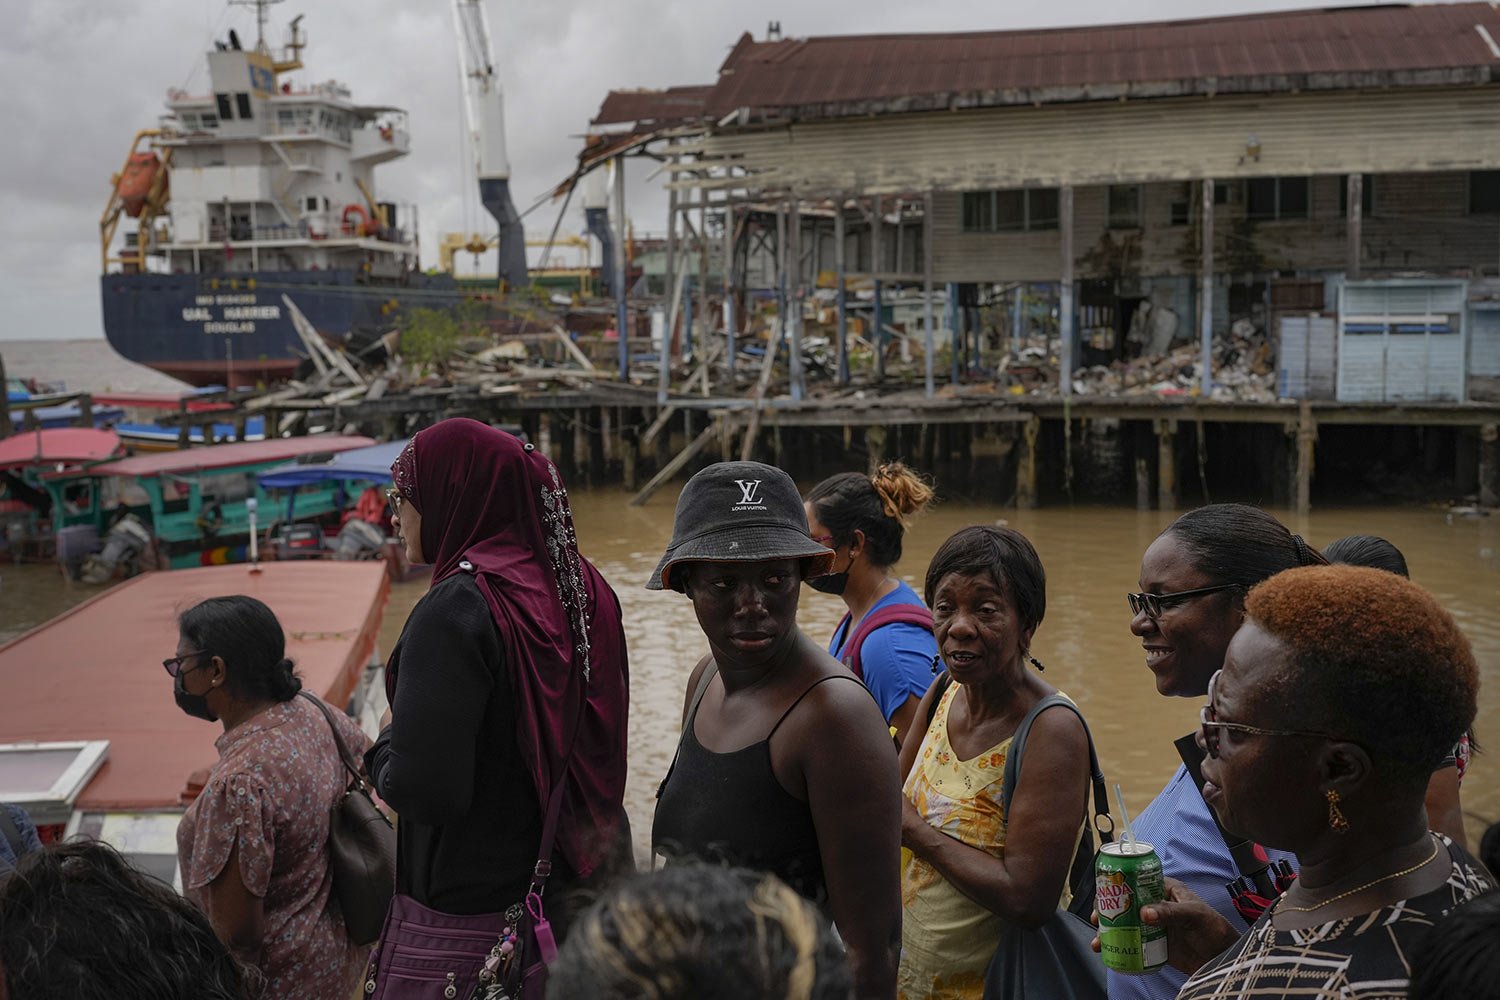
[1158,565,1492,999]
[1110,504,1323,1000]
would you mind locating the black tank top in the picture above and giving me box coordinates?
[652,666,854,905]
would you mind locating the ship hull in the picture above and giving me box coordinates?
[100,269,456,386]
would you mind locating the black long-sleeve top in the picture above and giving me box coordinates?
[365,573,570,915]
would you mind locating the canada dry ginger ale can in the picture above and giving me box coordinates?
[1096,841,1168,974]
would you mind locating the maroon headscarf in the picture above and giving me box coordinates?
[390,418,629,878]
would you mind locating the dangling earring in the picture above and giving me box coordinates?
[1022,649,1045,672]
[930,652,942,675]
[1325,789,1350,833]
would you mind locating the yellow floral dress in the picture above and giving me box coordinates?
[897,682,1073,1000]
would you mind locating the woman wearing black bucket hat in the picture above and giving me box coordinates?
[650,461,902,1000]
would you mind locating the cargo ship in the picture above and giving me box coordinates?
[98,3,460,387]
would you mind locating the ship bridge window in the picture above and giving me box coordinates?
[200,113,219,129]
[304,196,318,212]
[215,93,234,120]
[179,112,199,130]
[235,93,252,119]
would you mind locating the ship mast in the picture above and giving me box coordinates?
[229,0,284,53]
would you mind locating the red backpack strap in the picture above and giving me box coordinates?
[842,604,934,680]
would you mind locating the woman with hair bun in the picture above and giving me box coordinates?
[169,594,373,1000]
[805,463,938,744]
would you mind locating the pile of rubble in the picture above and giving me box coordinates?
[1066,321,1278,402]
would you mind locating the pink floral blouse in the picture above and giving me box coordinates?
[177,696,372,1000]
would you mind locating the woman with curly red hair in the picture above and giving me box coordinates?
[1152,565,1493,999]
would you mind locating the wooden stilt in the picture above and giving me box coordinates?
[1136,456,1151,510]
[1481,423,1499,507]
[1157,418,1178,511]
[1295,401,1316,516]
[1016,416,1041,509]
[630,420,720,507]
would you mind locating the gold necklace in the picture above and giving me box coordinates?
[1275,835,1442,914]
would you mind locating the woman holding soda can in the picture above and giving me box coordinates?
[1110,504,1319,1000]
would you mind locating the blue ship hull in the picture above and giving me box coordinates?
[100,269,457,386]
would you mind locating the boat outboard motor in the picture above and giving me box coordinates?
[80,514,153,584]
[332,518,385,561]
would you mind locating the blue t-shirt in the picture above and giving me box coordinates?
[1107,764,1297,1000]
[0,803,43,876]
[828,581,938,723]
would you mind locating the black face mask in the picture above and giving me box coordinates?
[805,550,852,596]
[806,571,850,596]
[174,669,219,723]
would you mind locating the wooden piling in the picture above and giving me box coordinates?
[866,425,887,475]
[1135,457,1151,510]
[588,408,606,487]
[1294,401,1316,516]
[178,399,191,449]
[1480,423,1499,508]
[1016,416,1040,509]
[1156,418,1177,511]
[76,393,94,429]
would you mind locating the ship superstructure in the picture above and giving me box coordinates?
[99,2,451,386]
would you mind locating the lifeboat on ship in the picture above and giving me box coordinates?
[117,152,164,218]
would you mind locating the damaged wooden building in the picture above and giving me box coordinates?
[587,2,1500,406]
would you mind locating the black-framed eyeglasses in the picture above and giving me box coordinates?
[1199,669,1337,758]
[162,651,208,677]
[385,487,404,520]
[1127,584,1238,620]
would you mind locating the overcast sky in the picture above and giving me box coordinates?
[2,0,1400,343]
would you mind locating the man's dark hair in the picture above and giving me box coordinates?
[0,840,255,1000]
[1408,890,1500,1000]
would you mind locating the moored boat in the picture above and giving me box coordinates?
[0,560,389,881]
[42,434,373,574]
[0,428,126,562]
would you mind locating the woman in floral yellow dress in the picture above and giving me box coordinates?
[896,526,1092,1000]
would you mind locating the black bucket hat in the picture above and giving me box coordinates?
[647,461,835,592]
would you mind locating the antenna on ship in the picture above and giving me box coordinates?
[229,0,284,54]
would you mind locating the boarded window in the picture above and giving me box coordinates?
[1108,185,1142,228]
[1247,177,1310,220]
[964,189,1059,232]
[961,192,994,232]
[235,93,253,119]
[1470,171,1500,214]
[1339,175,1375,217]
[995,190,1027,231]
[215,93,234,120]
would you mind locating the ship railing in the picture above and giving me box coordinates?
[205,221,414,245]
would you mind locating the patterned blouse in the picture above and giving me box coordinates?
[177,697,372,1000]
[897,683,1076,1000]
[1176,836,1494,1000]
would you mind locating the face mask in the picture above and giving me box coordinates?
[806,550,852,596]
[174,669,219,723]
[806,572,849,596]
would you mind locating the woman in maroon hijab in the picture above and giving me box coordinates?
[365,419,630,939]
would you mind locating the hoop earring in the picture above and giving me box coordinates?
[1326,789,1350,834]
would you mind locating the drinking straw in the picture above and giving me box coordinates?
[1113,782,1136,852]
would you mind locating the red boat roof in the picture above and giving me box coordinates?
[0,561,390,812]
[82,435,375,478]
[0,428,124,470]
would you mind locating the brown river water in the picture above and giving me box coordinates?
[5,495,1497,855]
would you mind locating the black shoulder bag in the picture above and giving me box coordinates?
[299,691,397,946]
[982,694,1112,1000]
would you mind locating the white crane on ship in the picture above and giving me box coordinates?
[452,0,528,290]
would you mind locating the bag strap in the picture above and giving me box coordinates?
[298,691,366,790]
[999,695,1113,849]
[1175,733,1276,896]
[842,604,935,681]
[923,670,954,728]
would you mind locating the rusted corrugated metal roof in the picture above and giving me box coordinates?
[593,86,712,126]
[704,4,1500,120]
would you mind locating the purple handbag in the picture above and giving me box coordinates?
[361,697,580,1000]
